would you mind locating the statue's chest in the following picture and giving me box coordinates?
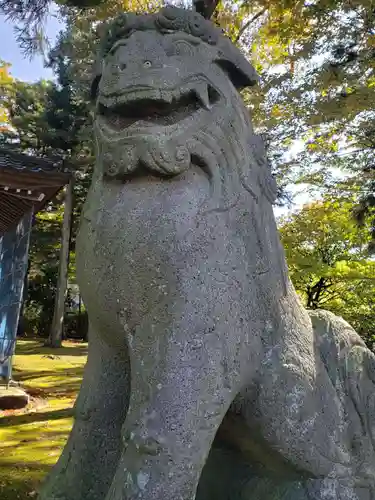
[75,168,210,331]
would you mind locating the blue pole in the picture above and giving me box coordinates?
[0,210,33,386]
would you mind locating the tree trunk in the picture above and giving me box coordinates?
[306,277,326,310]
[48,177,74,348]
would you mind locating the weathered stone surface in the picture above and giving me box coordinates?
[39,7,375,500]
[0,386,29,410]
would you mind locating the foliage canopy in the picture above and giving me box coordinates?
[279,196,375,345]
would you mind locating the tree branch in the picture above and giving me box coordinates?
[235,8,267,43]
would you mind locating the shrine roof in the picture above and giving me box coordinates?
[0,148,71,234]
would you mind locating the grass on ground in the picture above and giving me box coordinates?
[0,338,87,500]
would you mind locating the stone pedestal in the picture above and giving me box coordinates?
[0,386,29,410]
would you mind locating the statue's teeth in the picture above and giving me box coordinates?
[171,88,180,102]
[195,83,210,109]
[160,90,173,103]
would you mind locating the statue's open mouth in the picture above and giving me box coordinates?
[97,83,220,131]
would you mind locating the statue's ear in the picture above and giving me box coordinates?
[214,40,258,89]
[90,21,111,101]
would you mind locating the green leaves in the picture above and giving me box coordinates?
[279,196,375,341]
[0,61,14,133]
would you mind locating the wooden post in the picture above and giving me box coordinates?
[48,177,74,348]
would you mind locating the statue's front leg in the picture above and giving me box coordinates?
[39,323,130,500]
[105,314,241,500]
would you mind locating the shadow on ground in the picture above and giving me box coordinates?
[15,339,88,357]
[1,407,74,426]
[0,461,51,500]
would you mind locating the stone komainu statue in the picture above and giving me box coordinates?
[39,7,375,500]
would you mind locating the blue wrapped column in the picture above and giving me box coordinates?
[0,211,33,382]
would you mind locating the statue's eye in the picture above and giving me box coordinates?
[168,40,195,57]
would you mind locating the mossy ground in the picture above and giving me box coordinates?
[0,338,87,500]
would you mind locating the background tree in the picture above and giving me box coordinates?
[0,62,90,345]
[279,196,375,346]
[0,60,13,133]
[0,79,54,152]
[25,207,64,337]
[42,49,92,346]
